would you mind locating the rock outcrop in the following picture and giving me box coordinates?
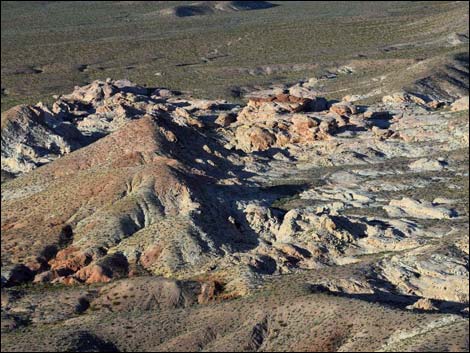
[379,251,469,303]
[1,80,468,322]
[384,198,457,219]
[1,104,83,174]
[229,92,337,152]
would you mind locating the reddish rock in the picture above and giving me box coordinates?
[235,126,277,152]
[248,127,276,151]
[427,100,445,110]
[215,112,237,127]
[276,131,291,147]
[248,94,313,112]
[329,102,357,116]
[291,114,318,131]
[289,115,319,142]
[75,265,112,284]
[49,247,92,274]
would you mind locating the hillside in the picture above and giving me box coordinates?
[1,1,469,352]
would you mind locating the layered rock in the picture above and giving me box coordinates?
[1,78,468,316]
[230,95,338,152]
[244,88,327,113]
[1,79,218,177]
[379,250,469,303]
[384,197,457,219]
[1,104,83,174]
[1,114,230,284]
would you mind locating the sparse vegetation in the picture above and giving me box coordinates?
[1,1,469,352]
[2,1,468,111]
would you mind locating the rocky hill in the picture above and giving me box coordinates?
[1,76,469,351]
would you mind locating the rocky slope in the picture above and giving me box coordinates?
[1,78,469,351]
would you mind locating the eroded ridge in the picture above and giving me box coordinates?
[1,79,469,351]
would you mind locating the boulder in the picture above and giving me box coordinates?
[408,158,447,172]
[75,264,112,284]
[49,247,93,274]
[215,112,237,127]
[329,102,357,116]
[406,298,438,311]
[235,126,276,152]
